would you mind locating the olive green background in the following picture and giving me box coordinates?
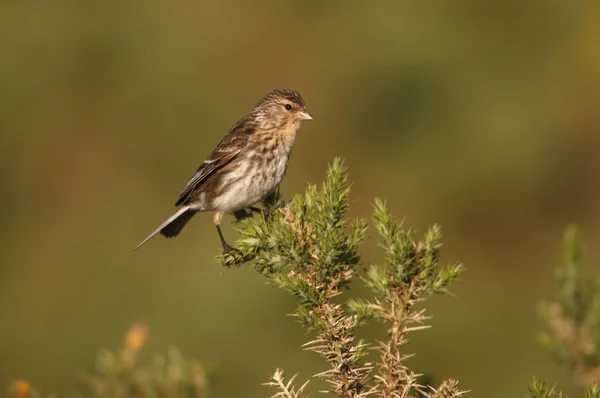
[1,2,599,397]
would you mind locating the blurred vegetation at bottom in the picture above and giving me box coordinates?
[5,324,208,398]
[533,227,600,397]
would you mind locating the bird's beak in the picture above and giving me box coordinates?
[298,110,313,121]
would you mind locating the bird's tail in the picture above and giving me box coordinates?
[135,206,198,250]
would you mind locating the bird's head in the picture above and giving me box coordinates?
[253,89,312,130]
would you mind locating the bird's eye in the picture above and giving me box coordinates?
[284,104,292,111]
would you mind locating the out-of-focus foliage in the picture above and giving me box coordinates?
[4,324,208,398]
[527,376,599,398]
[88,324,208,398]
[2,2,600,398]
[539,228,600,387]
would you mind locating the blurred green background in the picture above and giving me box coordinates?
[1,1,599,396]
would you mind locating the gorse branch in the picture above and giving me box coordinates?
[353,200,464,397]
[371,199,463,296]
[225,158,370,395]
[264,369,310,398]
[225,158,466,397]
[528,377,566,398]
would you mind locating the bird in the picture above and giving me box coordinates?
[136,89,312,255]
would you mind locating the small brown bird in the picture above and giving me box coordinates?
[136,89,312,254]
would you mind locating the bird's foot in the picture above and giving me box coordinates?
[220,243,243,268]
[222,242,242,256]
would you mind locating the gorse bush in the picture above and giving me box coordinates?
[224,158,466,397]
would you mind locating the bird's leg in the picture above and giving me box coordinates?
[213,211,241,255]
[216,224,240,255]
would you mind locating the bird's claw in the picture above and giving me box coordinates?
[222,243,242,257]
[220,243,243,267]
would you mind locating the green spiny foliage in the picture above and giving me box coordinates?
[227,159,372,395]
[224,158,466,397]
[347,200,464,396]
[528,377,566,398]
[347,199,463,327]
[372,198,462,295]
[587,385,600,398]
[527,377,600,398]
[224,158,368,327]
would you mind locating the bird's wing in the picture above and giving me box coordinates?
[174,123,252,206]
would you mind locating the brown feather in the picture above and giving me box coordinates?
[174,118,255,205]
